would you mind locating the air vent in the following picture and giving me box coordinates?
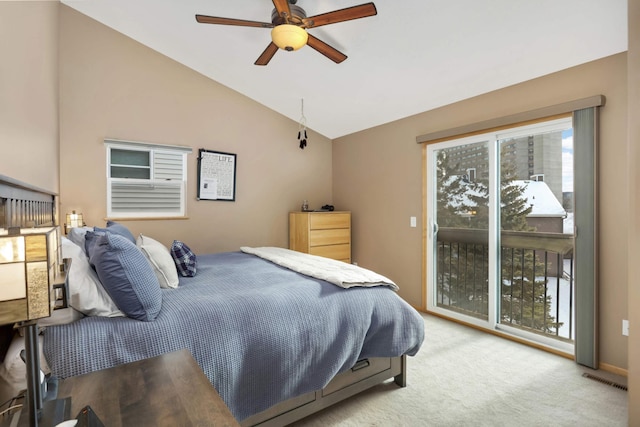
[582,373,628,391]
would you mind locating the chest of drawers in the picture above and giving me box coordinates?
[289,211,351,263]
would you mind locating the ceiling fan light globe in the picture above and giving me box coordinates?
[271,24,308,51]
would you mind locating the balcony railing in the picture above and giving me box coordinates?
[436,227,574,342]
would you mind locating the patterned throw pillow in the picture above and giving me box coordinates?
[170,240,197,277]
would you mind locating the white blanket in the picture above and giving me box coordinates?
[240,246,399,291]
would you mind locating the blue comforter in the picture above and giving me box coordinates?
[43,251,424,421]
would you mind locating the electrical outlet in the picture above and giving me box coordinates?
[410,216,417,228]
[622,319,629,336]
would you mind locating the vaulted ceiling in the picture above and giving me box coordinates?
[61,0,628,139]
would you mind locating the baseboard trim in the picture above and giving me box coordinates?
[599,362,628,377]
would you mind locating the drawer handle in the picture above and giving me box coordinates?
[351,359,370,372]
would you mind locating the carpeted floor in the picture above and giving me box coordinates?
[290,313,628,427]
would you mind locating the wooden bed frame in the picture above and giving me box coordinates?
[0,175,408,426]
[243,355,406,426]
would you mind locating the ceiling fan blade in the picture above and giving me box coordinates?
[255,42,279,66]
[306,34,347,64]
[196,14,273,28]
[271,0,292,20]
[305,3,377,28]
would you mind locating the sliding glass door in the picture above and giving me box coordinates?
[429,138,494,324]
[426,117,575,352]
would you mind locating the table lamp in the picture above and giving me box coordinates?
[0,226,70,427]
[64,211,84,235]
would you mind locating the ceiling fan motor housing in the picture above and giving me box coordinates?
[270,4,308,51]
[271,4,307,26]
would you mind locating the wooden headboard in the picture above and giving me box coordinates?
[0,174,58,361]
[0,175,57,229]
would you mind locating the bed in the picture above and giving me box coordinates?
[0,176,425,426]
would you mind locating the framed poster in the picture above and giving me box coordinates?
[197,149,237,201]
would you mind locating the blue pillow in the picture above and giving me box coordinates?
[84,229,105,256]
[86,232,162,321]
[94,220,136,244]
[170,240,197,277]
[67,226,94,253]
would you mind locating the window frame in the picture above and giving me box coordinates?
[419,97,602,367]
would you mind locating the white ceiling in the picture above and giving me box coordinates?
[60,0,628,139]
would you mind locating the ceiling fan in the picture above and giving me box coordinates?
[195,0,377,66]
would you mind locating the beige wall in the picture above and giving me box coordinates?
[627,0,639,422]
[334,53,630,372]
[58,6,332,254]
[0,1,59,193]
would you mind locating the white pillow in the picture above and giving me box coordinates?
[137,234,180,289]
[61,237,124,317]
[0,333,50,405]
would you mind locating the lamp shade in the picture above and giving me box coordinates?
[0,226,60,324]
[271,24,308,51]
[65,210,84,235]
[0,227,68,427]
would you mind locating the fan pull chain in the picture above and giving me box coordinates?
[298,98,308,149]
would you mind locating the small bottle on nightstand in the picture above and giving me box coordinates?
[301,200,309,211]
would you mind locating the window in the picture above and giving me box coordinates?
[466,168,476,182]
[105,140,192,218]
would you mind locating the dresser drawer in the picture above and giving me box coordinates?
[309,213,350,230]
[309,228,350,247]
[289,211,351,263]
[309,244,350,261]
